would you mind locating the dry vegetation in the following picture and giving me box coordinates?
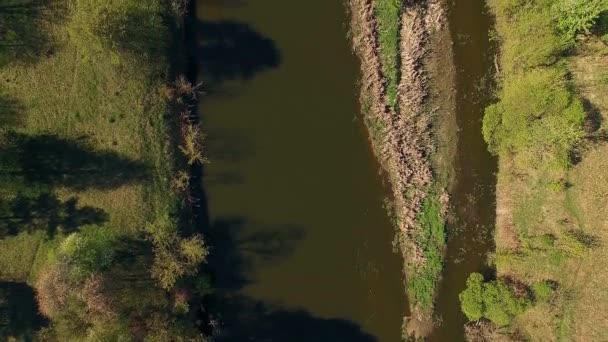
[348,0,454,337]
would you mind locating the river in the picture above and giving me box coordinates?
[430,0,497,341]
[195,0,406,341]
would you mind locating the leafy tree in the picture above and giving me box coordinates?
[483,67,585,169]
[146,216,209,290]
[459,273,530,326]
[460,273,484,321]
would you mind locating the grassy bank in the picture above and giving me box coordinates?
[460,0,608,340]
[0,0,209,340]
[349,0,453,337]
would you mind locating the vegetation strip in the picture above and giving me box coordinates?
[349,0,451,337]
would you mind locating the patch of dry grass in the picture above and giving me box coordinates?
[495,36,608,341]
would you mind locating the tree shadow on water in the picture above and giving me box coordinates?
[195,20,281,88]
[1,133,150,190]
[215,296,377,342]
[203,218,376,341]
[0,192,108,238]
[207,216,304,292]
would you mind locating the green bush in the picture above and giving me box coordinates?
[460,273,484,321]
[532,281,555,302]
[59,229,115,279]
[557,0,608,38]
[459,273,530,326]
[483,67,585,169]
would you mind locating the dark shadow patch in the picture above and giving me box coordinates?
[0,281,48,340]
[196,20,281,88]
[1,133,150,190]
[582,98,602,134]
[94,6,166,62]
[567,229,601,249]
[0,94,23,128]
[0,192,108,238]
[591,11,608,38]
[206,216,304,292]
[0,0,64,66]
[213,296,377,342]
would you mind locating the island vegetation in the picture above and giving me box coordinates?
[349,0,456,337]
[460,0,608,340]
[0,0,211,340]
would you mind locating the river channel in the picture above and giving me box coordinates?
[196,0,406,340]
[430,0,497,341]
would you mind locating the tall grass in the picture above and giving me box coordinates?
[375,0,402,109]
[407,191,445,311]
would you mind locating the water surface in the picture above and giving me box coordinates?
[430,0,497,340]
[195,1,406,340]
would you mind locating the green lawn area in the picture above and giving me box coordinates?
[0,0,175,283]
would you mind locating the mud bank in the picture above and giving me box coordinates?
[348,0,456,337]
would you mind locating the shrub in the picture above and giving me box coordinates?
[557,0,608,38]
[459,273,530,326]
[59,229,115,279]
[532,281,555,302]
[460,273,484,321]
[483,67,585,169]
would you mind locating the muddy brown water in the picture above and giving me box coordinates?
[195,0,406,341]
[429,0,497,341]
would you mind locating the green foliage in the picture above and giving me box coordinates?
[147,216,209,290]
[59,229,115,279]
[489,0,572,72]
[459,273,530,326]
[557,0,608,38]
[532,281,555,302]
[375,0,402,108]
[483,67,585,169]
[460,273,485,321]
[407,192,445,310]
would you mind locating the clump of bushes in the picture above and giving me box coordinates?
[557,0,608,38]
[532,281,555,302]
[483,67,585,170]
[459,273,530,326]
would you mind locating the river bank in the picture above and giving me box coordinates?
[348,0,457,336]
[459,1,608,340]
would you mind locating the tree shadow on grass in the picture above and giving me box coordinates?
[195,20,281,89]
[0,0,64,66]
[93,6,166,62]
[0,192,108,238]
[0,94,23,128]
[0,281,48,341]
[1,133,150,190]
